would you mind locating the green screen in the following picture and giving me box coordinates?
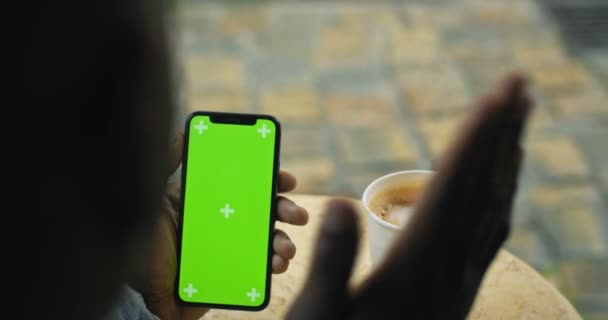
[178,115,277,307]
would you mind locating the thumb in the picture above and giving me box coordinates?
[286,199,360,320]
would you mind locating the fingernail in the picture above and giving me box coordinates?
[283,200,296,212]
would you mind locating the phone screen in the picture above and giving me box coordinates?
[177,113,280,309]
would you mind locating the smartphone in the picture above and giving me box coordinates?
[176,111,281,310]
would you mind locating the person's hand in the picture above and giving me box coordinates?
[134,133,309,320]
[286,72,533,320]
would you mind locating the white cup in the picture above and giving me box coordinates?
[362,170,434,267]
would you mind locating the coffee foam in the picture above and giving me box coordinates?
[368,178,427,227]
[376,204,413,226]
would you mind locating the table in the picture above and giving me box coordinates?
[205,194,582,319]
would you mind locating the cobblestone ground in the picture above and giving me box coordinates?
[175,0,608,317]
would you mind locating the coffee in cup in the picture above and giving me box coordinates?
[367,178,427,227]
[362,170,433,267]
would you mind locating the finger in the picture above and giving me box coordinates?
[475,74,530,225]
[448,77,530,306]
[422,73,529,216]
[480,83,531,246]
[476,147,524,269]
[480,80,531,230]
[285,199,359,320]
[354,74,531,319]
[166,180,181,209]
[380,73,530,271]
[272,254,289,274]
[168,131,184,176]
[496,75,533,147]
[489,91,531,193]
[273,229,296,260]
[276,197,309,226]
[444,72,528,169]
[278,170,297,193]
[308,200,359,286]
[497,147,525,217]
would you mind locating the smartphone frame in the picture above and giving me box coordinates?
[175,111,281,311]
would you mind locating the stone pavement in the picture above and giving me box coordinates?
[174,0,608,317]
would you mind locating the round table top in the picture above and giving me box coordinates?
[204,194,582,319]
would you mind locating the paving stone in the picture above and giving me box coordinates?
[599,61,608,86]
[315,25,375,69]
[571,130,608,196]
[331,4,395,30]
[525,131,590,179]
[517,154,540,194]
[318,68,387,94]
[267,3,330,31]
[324,92,399,128]
[179,33,241,58]
[460,62,520,96]
[217,7,269,36]
[510,179,542,226]
[550,87,608,121]
[529,184,608,258]
[398,65,471,113]
[507,27,564,53]
[187,87,250,114]
[259,85,320,123]
[530,60,599,97]
[469,0,543,27]
[362,8,404,36]
[185,56,245,90]
[582,312,608,320]
[334,127,419,166]
[389,26,441,66]
[280,124,329,161]
[443,30,510,67]
[558,258,608,313]
[252,31,314,65]
[344,171,391,199]
[248,56,313,89]
[403,3,468,29]
[178,4,221,35]
[512,43,572,69]
[280,157,336,195]
[525,101,554,132]
[505,223,553,270]
[538,263,569,297]
[416,112,468,160]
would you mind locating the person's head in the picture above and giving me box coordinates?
[10,1,174,318]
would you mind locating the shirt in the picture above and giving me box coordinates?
[104,285,160,320]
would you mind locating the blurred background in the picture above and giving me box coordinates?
[172,0,607,318]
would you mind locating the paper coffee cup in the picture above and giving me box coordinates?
[362,170,434,267]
